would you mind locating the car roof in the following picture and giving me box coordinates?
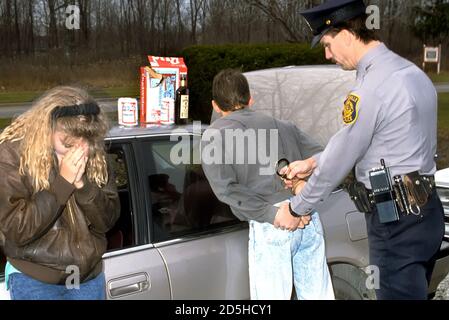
[106,123,203,140]
[247,65,356,146]
[436,168,449,188]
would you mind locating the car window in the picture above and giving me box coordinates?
[142,137,239,242]
[105,147,136,251]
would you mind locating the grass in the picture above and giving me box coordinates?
[0,86,139,104]
[428,71,449,83]
[439,92,449,128]
[0,55,143,104]
[90,87,139,99]
[0,91,43,104]
[0,118,11,128]
[437,93,449,169]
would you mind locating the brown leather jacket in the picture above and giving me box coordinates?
[0,140,120,284]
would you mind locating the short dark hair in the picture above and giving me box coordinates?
[325,14,379,44]
[212,69,251,112]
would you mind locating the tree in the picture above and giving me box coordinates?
[189,0,206,44]
[149,0,160,51]
[135,0,148,54]
[412,0,449,45]
[47,0,59,49]
[78,0,91,47]
[13,0,21,54]
[3,0,13,56]
[174,0,185,46]
[26,0,35,55]
[247,0,318,43]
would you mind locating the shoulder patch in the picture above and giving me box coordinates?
[342,94,361,125]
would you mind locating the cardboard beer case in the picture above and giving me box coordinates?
[140,56,188,124]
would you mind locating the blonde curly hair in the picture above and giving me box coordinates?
[0,86,109,193]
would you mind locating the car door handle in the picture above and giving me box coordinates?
[108,273,150,298]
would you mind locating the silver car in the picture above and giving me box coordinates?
[0,66,448,300]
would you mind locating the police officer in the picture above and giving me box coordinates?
[275,0,445,300]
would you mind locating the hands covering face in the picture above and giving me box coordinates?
[59,143,89,189]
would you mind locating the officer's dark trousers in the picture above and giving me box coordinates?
[365,191,445,300]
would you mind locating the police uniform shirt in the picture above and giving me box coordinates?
[291,43,438,215]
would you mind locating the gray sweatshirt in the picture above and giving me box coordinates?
[201,108,323,224]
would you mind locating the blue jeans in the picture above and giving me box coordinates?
[248,213,334,300]
[8,272,106,300]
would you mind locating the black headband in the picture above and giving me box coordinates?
[52,102,100,120]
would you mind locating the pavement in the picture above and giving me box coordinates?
[436,83,449,93]
[434,274,449,300]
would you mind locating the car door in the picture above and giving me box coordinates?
[136,134,250,299]
[102,141,170,300]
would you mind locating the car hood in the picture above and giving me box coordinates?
[211,65,357,146]
[436,168,449,188]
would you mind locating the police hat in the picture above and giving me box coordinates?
[300,0,366,48]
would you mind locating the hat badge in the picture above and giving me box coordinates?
[326,19,332,25]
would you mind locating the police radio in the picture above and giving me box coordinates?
[368,159,400,224]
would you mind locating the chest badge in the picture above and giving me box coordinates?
[342,94,360,125]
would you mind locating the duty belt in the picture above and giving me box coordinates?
[347,171,435,215]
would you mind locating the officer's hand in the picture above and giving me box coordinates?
[287,157,317,180]
[279,165,298,190]
[274,203,301,231]
[278,166,292,187]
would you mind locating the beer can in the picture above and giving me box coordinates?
[118,98,138,127]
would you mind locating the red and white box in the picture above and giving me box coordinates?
[140,56,188,124]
